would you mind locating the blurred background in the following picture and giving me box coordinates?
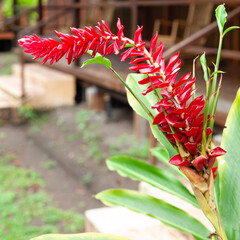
[0,0,240,239]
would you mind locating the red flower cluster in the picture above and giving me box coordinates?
[18,19,226,175]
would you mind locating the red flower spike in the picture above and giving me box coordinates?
[209,147,227,158]
[102,20,112,34]
[169,155,190,166]
[138,75,162,85]
[165,52,179,73]
[129,57,150,65]
[149,33,158,55]
[153,112,165,125]
[19,19,226,177]
[212,166,218,180]
[134,26,143,45]
[192,155,208,169]
[174,72,192,88]
[208,157,216,169]
[184,143,197,156]
[142,82,169,95]
[116,18,124,38]
[120,47,135,61]
[153,42,164,63]
[165,134,176,144]
[129,63,153,71]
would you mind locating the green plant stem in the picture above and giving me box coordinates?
[110,67,154,119]
[207,35,223,144]
[201,77,211,155]
[192,55,199,100]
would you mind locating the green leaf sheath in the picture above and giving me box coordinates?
[107,156,199,208]
[218,88,240,240]
[200,53,208,82]
[215,4,227,35]
[96,189,211,240]
[126,73,177,158]
[31,233,131,240]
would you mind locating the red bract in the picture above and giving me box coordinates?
[18,19,226,176]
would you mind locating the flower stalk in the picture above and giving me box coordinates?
[207,34,223,145]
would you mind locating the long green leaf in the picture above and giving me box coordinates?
[96,189,210,240]
[223,26,240,37]
[31,233,131,240]
[107,156,199,208]
[126,73,177,158]
[218,88,240,239]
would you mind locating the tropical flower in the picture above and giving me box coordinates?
[18,19,226,180]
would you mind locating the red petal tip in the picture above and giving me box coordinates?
[209,147,226,158]
[169,155,190,166]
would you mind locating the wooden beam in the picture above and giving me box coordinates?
[135,0,240,7]
[183,46,240,60]
[18,9,67,36]
[0,7,37,29]
[0,32,14,40]
[46,0,240,9]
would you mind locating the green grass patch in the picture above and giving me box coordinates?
[109,135,149,159]
[0,154,84,240]
[0,53,18,76]
[18,104,49,133]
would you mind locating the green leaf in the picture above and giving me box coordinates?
[81,50,112,69]
[96,189,210,240]
[218,88,240,239]
[211,70,225,76]
[151,147,186,178]
[200,53,208,82]
[31,233,131,240]
[126,73,177,158]
[215,4,227,34]
[223,26,240,37]
[107,155,199,208]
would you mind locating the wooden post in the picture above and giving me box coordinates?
[13,0,17,16]
[73,0,81,66]
[12,0,18,47]
[130,0,138,39]
[38,0,43,35]
[73,0,80,28]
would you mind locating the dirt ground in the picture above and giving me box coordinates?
[0,104,140,214]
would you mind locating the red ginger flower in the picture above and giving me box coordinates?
[18,19,226,177]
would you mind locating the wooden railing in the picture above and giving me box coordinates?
[0,7,37,30]
[2,1,240,101]
[163,6,240,58]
